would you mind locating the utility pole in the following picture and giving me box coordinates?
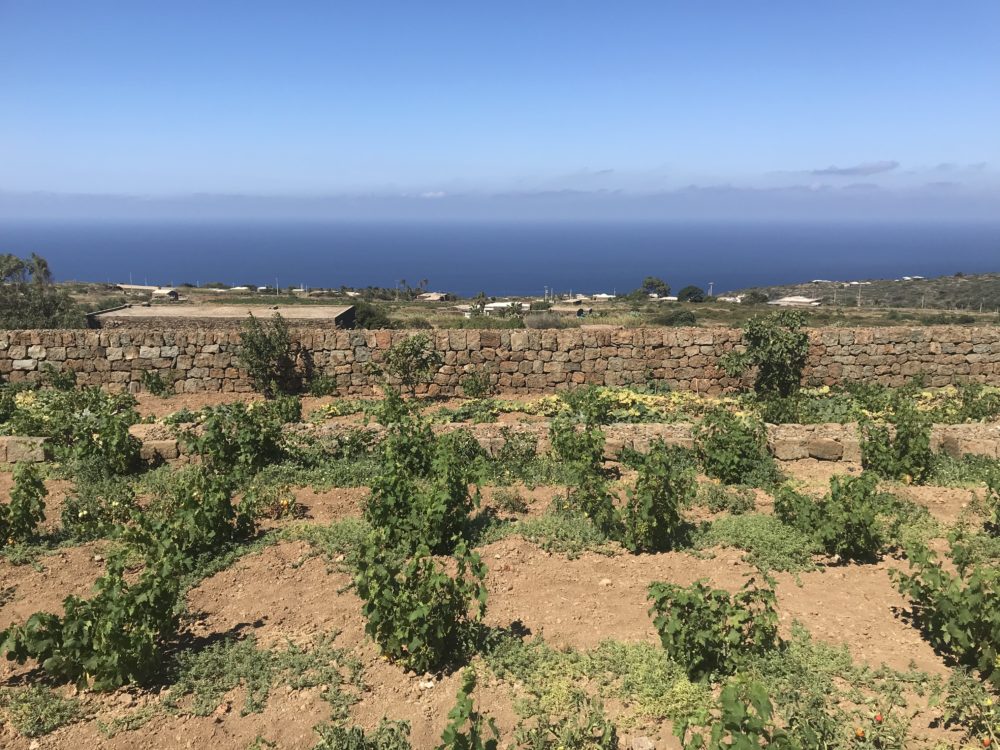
[708,281,714,297]
[857,286,862,307]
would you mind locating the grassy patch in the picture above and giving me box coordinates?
[693,513,819,572]
[929,454,999,487]
[483,635,710,729]
[96,705,158,738]
[0,686,84,737]
[281,517,371,569]
[166,632,362,719]
[476,510,620,558]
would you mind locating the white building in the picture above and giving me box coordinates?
[768,296,821,307]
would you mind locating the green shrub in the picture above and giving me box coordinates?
[0,550,183,689]
[354,542,487,674]
[774,473,885,562]
[620,441,695,553]
[492,487,528,515]
[891,541,1000,688]
[314,719,412,750]
[240,482,303,520]
[180,401,286,479]
[549,414,605,473]
[956,382,1000,423]
[3,387,141,478]
[674,680,799,750]
[365,431,480,555]
[938,669,1000,744]
[307,374,340,397]
[369,333,443,395]
[134,468,256,560]
[492,428,539,483]
[0,463,46,546]
[237,313,299,397]
[699,483,756,515]
[38,364,77,391]
[648,577,781,681]
[651,309,696,327]
[557,470,618,538]
[437,669,499,750]
[986,464,1000,533]
[694,408,779,488]
[721,310,809,397]
[860,398,933,484]
[371,390,436,477]
[61,477,136,541]
[0,253,84,329]
[140,369,173,397]
[460,368,495,399]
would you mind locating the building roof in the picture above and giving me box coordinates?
[767,296,821,307]
[90,304,354,321]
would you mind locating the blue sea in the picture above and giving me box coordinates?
[1,220,998,296]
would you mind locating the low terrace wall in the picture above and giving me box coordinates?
[1,326,999,396]
[124,421,1000,466]
[4,421,997,467]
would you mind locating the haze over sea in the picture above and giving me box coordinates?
[1,221,998,298]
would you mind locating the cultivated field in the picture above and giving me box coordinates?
[1,325,999,750]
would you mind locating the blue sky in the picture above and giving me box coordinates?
[2,1,999,218]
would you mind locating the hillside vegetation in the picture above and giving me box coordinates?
[736,272,1000,313]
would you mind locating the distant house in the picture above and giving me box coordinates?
[591,293,616,302]
[717,295,744,303]
[655,296,679,302]
[768,296,821,307]
[483,301,529,316]
[151,287,180,301]
[417,292,452,302]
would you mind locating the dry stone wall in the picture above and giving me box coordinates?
[120,420,1000,468]
[1,326,999,396]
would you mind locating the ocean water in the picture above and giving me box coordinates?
[1,220,998,296]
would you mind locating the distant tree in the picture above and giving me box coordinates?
[640,276,671,297]
[677,285,706,303]
[742,291,769,305]
[0,253,84,329]
[354,301,394,329]
[651,309,696,326]
[470,292,487,317]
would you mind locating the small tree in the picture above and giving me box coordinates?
[742,291,769,305]
[0,254,84,329]
[721,310,809,398]
[640,276,671,297]
[369,333,443,395]
[237,313,297,397]
[677,285,706,303]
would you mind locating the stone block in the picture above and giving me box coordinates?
[806,438,845,461]
[140,439,180,461]
[4,437,46,463]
